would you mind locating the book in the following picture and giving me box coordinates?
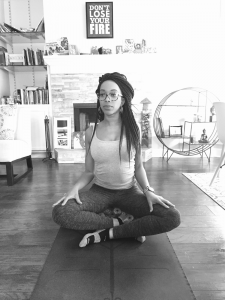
[35,18,45,32]
[8,53,24,65]
[17,89,25,105]
[4,53,10,65]
[36,50,42,65]
[27,48,32,65]
[31,49,35,65]
[34,51,38,65]
[3,22,21,32]
[0,46,7,65]
[0,23,10,32]
[39,50,44,65]
[23,49,28,65]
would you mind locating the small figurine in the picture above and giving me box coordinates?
[98,47,103,54]
[134,43,142,54]
[209,105,216,122]
[116,46,123,54]
[199,129,209,143]
[91,46,99,55]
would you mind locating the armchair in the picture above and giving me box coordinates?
[0,106,33,185]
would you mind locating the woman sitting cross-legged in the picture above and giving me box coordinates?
[52,72,181,248]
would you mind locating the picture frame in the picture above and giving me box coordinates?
[54,117,71,149]
[169,125,183,137]
[86,2,113,38]
[116,45,123,54]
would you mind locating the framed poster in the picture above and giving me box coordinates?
[86,2,113,38]
[54,117,71,149]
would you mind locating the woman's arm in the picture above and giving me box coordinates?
[52,126,95,206]
[73,126,95,191]
[135,148,175,212]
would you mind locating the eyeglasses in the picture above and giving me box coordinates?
[97,92,123,101]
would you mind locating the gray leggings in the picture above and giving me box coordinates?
[52,183,181,239]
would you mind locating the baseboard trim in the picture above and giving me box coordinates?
[32,150,50,159]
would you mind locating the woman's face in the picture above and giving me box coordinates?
[98,80,124,116]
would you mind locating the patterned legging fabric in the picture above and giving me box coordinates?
[52,183,181,239]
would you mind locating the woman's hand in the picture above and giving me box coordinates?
[145,192,175,212]
[52,188,82,207]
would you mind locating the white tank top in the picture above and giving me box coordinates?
[90,129,136,189]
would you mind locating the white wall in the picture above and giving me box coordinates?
[43,0,225,157]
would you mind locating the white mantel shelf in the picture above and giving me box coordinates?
[44,54,158,74]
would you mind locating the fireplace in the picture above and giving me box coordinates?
[73,103,97,131]
[44,55,152,162]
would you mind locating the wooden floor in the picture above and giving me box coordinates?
[0,157,225,300]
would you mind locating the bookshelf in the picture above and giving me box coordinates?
[0,0,47,102]
[0,0,50,153]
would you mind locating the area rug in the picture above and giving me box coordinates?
[30,228,196,300]
[182,172,225,210]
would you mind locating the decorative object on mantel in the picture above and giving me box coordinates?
[44,37,69,55]
[91,46,99,54]
[97,47,112,54]
[123,39,135,53]
[69,44,80,55]
[116,45,123,54]
[140,98,152,148]
[122,39,157,54]
[86,2,113,38]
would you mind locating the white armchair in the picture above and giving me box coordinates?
[0,106,33,185]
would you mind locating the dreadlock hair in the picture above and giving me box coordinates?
[88,72,141,162]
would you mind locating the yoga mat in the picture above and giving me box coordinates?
[30,228,196,300]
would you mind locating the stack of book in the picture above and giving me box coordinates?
[17,87,49,105]
[0,23,21,33]
[3,48,44,66]
[1,48,44,66]
[23,48,44,66]
[0,19,44,32]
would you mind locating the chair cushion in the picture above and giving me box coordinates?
[0,140,31,162]
[0,105,18,140]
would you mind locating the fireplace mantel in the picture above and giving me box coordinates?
[44,54,156,74]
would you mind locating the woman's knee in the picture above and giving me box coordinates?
[166,206,181,230]
[52,201,79,226]
[52,204,64,225]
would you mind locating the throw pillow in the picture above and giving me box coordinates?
[0,104,18,140]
